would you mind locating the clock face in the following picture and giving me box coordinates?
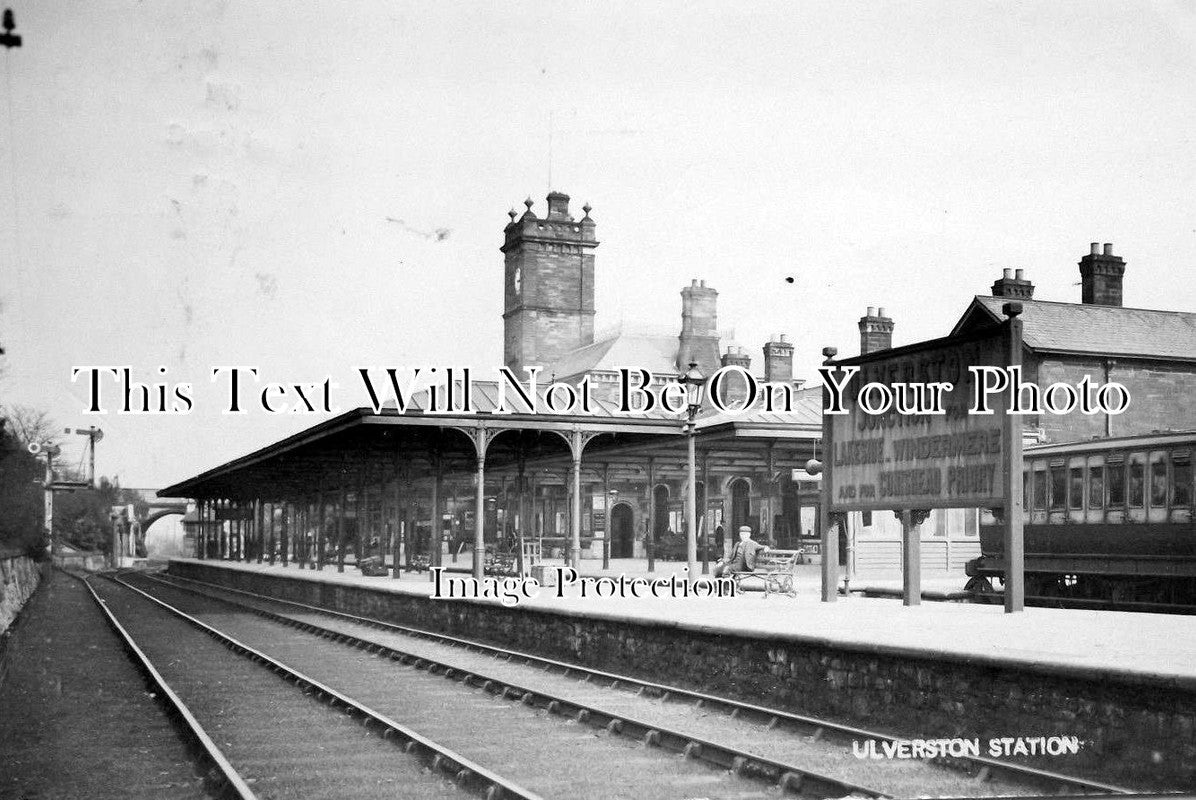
[513,266,522,294]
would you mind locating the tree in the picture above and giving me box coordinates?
[53,475,147,554]
[0,407,49,555]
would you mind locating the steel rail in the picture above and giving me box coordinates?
[74,573,259,800]
[155,570,1135,797]
[133,572,889,798]
[104,574,542,800]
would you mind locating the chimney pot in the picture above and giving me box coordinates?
[1103,243,1113,256]
[1090,242,1100,255]
[878,307,887,318]
[1014,268,1024,280]
[699,279,706,287]
[1003,268,1013,279]
[780,334,789,343]
[866,306,876,318]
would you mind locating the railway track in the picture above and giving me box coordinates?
[135,570,1137,798]
[86,573,533,800]
[1,570,212,800]
[98,571,906,799]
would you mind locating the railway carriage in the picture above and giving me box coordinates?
[968,431,1196,609]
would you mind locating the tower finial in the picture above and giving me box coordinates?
[524,196,534,210]
[508,208,517,222]
[582,202,592,219]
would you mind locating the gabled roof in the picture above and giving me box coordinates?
[952,296,1196,362]
[549,330,774,383]
[695,385,822,429]
[548,333,681,382]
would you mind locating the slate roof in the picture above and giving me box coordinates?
[548,330,768,382]
[391,379,682,420]
[953,296,1196,362]
[387,379,819,430]
[695,385,822,429]
[547,333,681,381]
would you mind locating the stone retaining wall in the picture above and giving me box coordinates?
[0,553,42,635]
[169,561,1195,791]
[0,551,45,689]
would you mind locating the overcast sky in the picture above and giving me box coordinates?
[1,1,1194,488]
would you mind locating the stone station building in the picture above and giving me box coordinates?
[161,195,1196,582]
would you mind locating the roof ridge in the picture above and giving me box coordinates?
[975,295,1196,317]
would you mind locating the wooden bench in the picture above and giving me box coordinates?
[726,549,801,598]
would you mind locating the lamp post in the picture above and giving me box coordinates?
[682,362,705,585]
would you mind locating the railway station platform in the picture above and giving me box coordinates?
[166,557,1196,790]
[168,556,1193,682]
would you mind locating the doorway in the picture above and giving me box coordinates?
[611,503,634,558]
[730,478,751,534]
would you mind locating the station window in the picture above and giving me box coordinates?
[1068,467,1084,509]
[861,510,872,527]
[1151,459,1168,508]
[1107,460,1125,506]
[963,509,978,536]
[1050,464,1066,511]
[1128,459,1144,508]
[1088,465,1104,509]
[1033,468,1047,510]
[1022,471,1030,505]
[1172,456,1192,508]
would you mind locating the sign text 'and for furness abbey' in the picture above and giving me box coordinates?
[818,328,1128,512]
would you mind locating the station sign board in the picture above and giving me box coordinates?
[826,327,1010,511]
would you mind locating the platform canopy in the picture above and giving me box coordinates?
[159,381,823,502]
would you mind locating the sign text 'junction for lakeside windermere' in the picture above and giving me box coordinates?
[820,330,1130,511]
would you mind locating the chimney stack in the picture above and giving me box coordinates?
[718,346,753,407]
[1079,242,1125,306]
[721,345,751,370]
[678,279,722,375]
[545,190,571,221]
[859,307,895,355]
[763,333,794,383]
[991,268,1035,299]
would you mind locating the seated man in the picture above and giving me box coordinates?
[713,526,768,578]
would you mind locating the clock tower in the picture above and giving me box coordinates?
[501,191,598,377]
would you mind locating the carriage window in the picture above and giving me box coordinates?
[1068,467,1084,509]
[1107,461,1125,506]
[1128,460,1144,507]
[1151,460,1168,507]
[1033,468,1047,510]
[1173,457,1192,508]
[1050,465,1066,510]
[1023,471,1030,505]
[1088,466,1104,509]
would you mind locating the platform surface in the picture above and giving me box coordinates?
[168,557,1196,688]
